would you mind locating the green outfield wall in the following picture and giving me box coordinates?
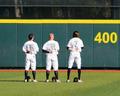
[0,19,120,68]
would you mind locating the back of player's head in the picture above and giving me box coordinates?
[73,31,80,37]
[28,33,34,40]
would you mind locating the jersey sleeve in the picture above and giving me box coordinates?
[67,39,72,48]
[80,40,84,48]
[35,42,39,53]
[56,42,60,51]
[42,42,48,51]
[22,43,27,53]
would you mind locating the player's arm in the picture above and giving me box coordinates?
[42,49,50,53]
[56,42,60,51]
[42,42,50,53]
[67,47,69,50]
[81,40,84,50]
[23,43,31,53]
[67,46,73,51]
[35,43,39,53]
[67,41,73,51]
[67,45,73,51]
[22,43,28,53]
[81,47,84,49]
[67,40,73,51]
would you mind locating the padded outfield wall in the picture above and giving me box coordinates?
[0,19,120,69]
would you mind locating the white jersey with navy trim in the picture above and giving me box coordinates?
[22,40,39,71]
[42,40,60,71]
[42,40,59,55]
[23,40,39,55]
[67,37,84,69]
[67,37,84,53]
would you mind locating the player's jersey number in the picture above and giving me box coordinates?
[94,32,118,44]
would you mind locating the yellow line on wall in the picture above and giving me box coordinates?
[0,19,120,24]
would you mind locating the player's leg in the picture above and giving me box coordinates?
[67,54,74,82]
[31,56,37,82]
[78,69,82,82]
[32,71,36,81]
[54,71,58,80]
[46,56,52,82]
[24,57,30,82]
[24,70,28,82]
[67,68,71,81]
[53,56,60,82]
[75,54,82,82]
[46,70,50,82]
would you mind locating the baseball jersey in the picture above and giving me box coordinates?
[42,40,59,55]
[67,37,84,52]
[23,40,39,55]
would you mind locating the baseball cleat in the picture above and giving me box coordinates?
[66,80,70,83]
[46,80,49,83]
[33,80,38,82]
[78,80,83,83]
[56,79,61,83]
[24,79,27,82]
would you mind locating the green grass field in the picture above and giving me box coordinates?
[0,70,120,96]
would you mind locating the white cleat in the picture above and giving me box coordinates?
[56,80,61,83]
[66,80,70,83]
[24,79,27,82]
[46,80,49,83]
[33,80,38,82]
[78,80,83,83]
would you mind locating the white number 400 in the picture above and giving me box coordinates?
[94,32,118,44]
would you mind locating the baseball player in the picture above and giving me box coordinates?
[22,33,39,82]
[42,33,60,83]
[67,31,84,83]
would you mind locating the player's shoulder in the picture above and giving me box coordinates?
[74,37,82,41]
[70,37,82,42]
[43,40,51,46]
[54,40,59,45]
[46,40,51,44]
[33,41,38,46]
[27,40,37,45]
[48,40,58,43]
[33,41,38,44]
[54,40,59,43]
[24,41,30,45]
[68,38,74,41]
[69,37,79,41]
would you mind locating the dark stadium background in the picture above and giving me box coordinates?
[0,0,120,19]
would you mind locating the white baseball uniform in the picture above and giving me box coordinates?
[23,40,39,71]
[42,40,59,71]
[67,37,84,69]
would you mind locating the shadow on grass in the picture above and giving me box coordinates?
[0,80,48,83]
[0,80,24,82]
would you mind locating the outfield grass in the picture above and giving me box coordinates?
[0,70,120,96]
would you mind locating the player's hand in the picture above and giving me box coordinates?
[49,50,53,53]
[75,47,79,51]
[68,47,73,51]
[47,49,51,53]
[26,51,30,53]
